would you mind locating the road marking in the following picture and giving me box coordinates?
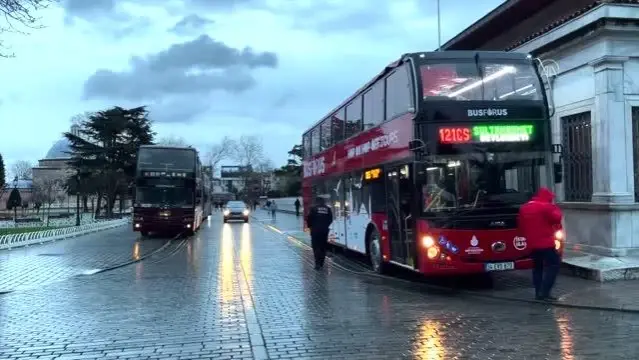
[80,269,103,275]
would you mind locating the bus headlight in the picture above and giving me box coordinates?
[427,246,440,259]
[422,235,435,248]
[243,209,250,216]
[223,209,230,216]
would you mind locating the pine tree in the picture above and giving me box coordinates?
[0,153,5,189]
[64,106,156,217]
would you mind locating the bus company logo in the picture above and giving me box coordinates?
[303,157,326,177]
[467,108,508,117]
[347,130,400,159]
[465,235,483,254]
[513,236,527,250]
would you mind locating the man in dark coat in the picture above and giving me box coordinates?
[306,196,333,270]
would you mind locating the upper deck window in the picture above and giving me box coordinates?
[138,148,196,171]
[421,61,542,101]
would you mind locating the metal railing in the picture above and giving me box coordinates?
[0,217,130,250]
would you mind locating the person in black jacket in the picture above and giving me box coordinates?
[306,196,333,270]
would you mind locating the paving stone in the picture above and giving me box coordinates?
[0,213,639,359]
[0,226,166,292]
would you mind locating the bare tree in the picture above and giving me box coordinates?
[206,136,236,177]
[256,159,274,173]
[32,170,65,226]
[0,0,56,58]
[157,135,189,147]
[232,135,265,167]
[11,160,32,180]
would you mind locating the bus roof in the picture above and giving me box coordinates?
[302,50,533,135]
[139,144,197,152]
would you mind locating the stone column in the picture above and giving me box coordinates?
[590,55,634,204]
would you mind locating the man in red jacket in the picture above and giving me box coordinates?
[518,187,563,301]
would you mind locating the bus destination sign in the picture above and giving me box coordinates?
[142,171,189,178]
[438,124,534,144]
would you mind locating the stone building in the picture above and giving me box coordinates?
[442,0,639,256]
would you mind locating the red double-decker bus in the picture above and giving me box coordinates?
[133,145,209,237]
[301,51,564,276]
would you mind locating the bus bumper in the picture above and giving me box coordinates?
[419,257,537,276]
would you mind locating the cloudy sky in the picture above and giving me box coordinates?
[0,0,505,177]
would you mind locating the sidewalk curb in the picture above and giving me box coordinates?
[560,261,639,282]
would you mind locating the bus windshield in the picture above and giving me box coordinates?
[418,152,549,213]
[420,61,543,101]
[136,187,194,207]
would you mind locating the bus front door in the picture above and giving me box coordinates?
[385,164,415,267]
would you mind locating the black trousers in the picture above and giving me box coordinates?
[310,230,329,267]
[531,247,560,298]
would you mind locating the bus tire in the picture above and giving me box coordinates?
[140,231,149,238]
[366,226,385,274]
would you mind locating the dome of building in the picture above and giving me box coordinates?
[45,138,73,160]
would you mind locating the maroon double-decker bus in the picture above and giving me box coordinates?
[133,145,208,237]
[302,51,565,276]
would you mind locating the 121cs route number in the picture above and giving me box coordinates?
[484,262,515,272]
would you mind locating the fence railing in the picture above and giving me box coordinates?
[0,217,131,250]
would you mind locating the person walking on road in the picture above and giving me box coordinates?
[306,196,333,270]
[294,198,301,217]
[270,200,278,221]
[518,187,563,301]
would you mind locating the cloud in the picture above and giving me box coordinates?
[83,34,278,102]
[63,0,116,16]
[169,14,214,35]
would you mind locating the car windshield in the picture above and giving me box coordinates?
[135,187,194,207]
[227,201,245,209]
[418,151,549,213]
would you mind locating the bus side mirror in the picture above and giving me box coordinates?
[553,162,563,183]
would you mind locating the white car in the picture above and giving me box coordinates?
[223,201,250,223]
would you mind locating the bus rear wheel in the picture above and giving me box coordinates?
[368,228,385,274]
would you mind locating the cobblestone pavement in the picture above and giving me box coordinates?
[0,213,638,359]
[0,225,165,292]
[258,210,639,312]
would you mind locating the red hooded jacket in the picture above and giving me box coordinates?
[518,188,563,250]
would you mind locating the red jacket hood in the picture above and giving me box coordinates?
[532,187,555,203]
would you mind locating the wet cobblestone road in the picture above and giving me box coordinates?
[0,225,165,293]
[1,213,638,359]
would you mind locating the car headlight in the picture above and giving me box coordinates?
[243,209,249,216]
[223,210,230,216]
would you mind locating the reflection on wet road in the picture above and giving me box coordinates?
[0,214,637,359]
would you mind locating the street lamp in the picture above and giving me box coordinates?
[11,176,18,224]
[75,172,81,226]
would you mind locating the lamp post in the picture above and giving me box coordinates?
[11,175,18,226]
[75,172,81,226]
[436,0,442,51]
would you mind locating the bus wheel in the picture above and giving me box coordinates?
[140,231,149,238]
[368,228,384,274]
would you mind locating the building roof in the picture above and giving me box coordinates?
[44,138,73,160]
[442,0,639,51]
[2,179,32,190]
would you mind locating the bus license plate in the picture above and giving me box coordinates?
[484,262,515,272]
